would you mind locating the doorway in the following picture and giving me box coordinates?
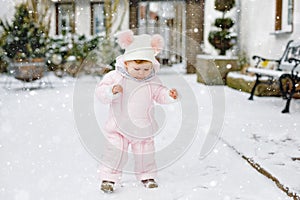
[137,1,186,65]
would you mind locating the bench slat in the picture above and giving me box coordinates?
[246,67,286,78]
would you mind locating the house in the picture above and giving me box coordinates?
[0,0,299,73]
[0,0,205,73]
[204,0,299,61]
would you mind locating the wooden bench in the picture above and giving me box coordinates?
[246,40,300,113]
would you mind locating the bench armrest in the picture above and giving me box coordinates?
[288,57,300,64]
[288,58,300,75]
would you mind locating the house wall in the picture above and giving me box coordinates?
[0,0,24,22]
[204,0,300,65]
[239,0,300,64]
[0,0,129,37]
[49,0,129,37]
[2,0,299,66]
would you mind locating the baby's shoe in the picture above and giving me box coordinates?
[101,180,115,193]
[141,179,158,188]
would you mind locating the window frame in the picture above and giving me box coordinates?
[274,0,294,34]
[90,2,106,35]
[55,2,76,35]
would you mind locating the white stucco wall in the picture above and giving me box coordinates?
[204,0,300,64]
[75,0,90,36]
[239,0,300,64]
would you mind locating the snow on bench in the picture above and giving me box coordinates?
[246,67,286,78]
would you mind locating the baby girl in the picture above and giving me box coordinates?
[96,30,178,193]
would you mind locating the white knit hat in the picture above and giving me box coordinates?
[116,30,164,64]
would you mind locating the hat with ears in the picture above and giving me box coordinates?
[115,30,164,65]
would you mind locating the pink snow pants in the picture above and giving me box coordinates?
[100,131,157,183]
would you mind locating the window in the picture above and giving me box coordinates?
[91,2,106,35]
[274,0,293,33]
[55,2,75,35]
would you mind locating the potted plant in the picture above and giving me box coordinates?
[196,0,240,85]
[208,0,236,55]
[0,1,50,82]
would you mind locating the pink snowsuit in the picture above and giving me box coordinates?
[95,56,175,183]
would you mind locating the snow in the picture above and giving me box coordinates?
[227,71,269,82]
[246,67,286,78]
[0,64,299,200]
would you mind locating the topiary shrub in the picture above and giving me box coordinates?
[208,0,237,55]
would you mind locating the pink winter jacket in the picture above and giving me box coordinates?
[95,56,176,140]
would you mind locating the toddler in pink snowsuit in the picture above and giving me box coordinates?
[95,30,178,193]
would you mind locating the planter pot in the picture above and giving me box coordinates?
[226,71,281,96]
[54,60,82,78]
[9,58,45,82]
[196,54,240,85]
[0,59,9,73]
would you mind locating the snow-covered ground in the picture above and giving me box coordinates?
[0,65,299,200]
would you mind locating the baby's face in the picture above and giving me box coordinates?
[124,60,153,80]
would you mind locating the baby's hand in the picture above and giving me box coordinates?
[112,84,123,94]
[169,88,178,99]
